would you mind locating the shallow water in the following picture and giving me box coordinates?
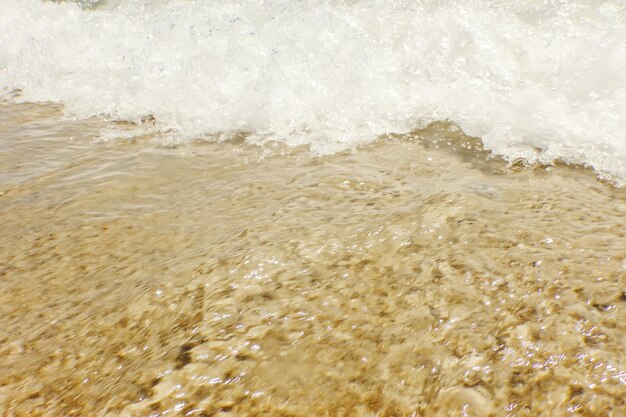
[0,102,624,416]
[2,0,625,181]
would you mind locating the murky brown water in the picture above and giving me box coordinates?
[0,102,624,417]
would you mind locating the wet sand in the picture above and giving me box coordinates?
[0,102,624,416]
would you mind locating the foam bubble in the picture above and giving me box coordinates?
[1,0,624,183]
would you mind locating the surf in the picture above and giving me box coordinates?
[1,0,624,184]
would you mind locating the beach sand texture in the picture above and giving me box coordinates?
[0,102,624,416]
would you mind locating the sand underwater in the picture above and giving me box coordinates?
[0,101,624,416]
[1,0,626,415]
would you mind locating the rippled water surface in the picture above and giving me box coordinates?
[0,102,625,416]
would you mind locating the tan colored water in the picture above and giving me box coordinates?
[0,102,624,417]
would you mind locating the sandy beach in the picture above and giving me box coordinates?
[1,101,624,416]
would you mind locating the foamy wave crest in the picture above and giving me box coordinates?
[1,0,625,182]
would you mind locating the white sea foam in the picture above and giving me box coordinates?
[1,0,624,183]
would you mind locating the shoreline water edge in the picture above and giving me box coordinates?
[1,101,625,416]
[1,0,625,416]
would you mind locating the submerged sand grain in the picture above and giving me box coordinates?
[0,102,624,416]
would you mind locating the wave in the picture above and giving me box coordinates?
[1,0,624,183]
